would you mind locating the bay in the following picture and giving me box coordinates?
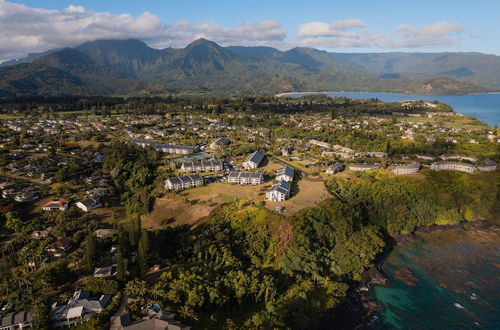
[286,92,500,126]
[367,226,500,330]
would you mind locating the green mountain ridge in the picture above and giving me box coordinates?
[0,38,498,96]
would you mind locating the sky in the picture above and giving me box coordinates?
[1,0,500,61]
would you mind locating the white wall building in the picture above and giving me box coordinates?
[430,161,476,173]
[276,166,294,182]
[227,171,264,185]
[349,163,380,171]
[393,162,420,175]
[266,181,291,202]
[243,151,265,169]
[165,174,204,191]
[181,160,224,172]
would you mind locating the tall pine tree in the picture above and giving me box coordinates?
[137,229,150,276]
[85,233,97,274]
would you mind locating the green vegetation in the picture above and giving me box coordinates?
[0,92,497,329]
[327,171,498,235]
[1,38,496,97]
[143,202,384,328]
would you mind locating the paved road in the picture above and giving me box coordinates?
[109,293,128,330]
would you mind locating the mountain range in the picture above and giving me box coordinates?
[1,38,500,97]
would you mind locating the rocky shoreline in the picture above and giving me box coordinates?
[326,219,498,329]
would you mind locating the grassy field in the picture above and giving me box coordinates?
[392,115,487,129]
[263,179,331,216]
[142,194,217,228]
[184,182,268,204]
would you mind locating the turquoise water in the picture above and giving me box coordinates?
[287,92,500,126]
[367,230,500,330]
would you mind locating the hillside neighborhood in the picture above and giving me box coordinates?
[0,95,498,329]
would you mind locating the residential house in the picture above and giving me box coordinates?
[14,190,40,202]
[86,188,108,197]
[0,311,33,329]
[243,151,265,169]
[93,265,116,278]
[47,237,73,258]
[117,309,190,330]
[42,199,69,211]
[165,174,204,191]
[31,227,53,240]
[94,229,115,238]
[50,290,110,328]
[76,197,102,212]
[227,172,264,185]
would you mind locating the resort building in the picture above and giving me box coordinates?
[349,163,380,171]
[439,154,478,163]
[276,166,294,182]
[309,139,331,149]
[477,159,497,172]
[165,174,204,191]
[325,162,344,174]
[209,137,230,149]
[266,181,291,202]
[393,162,420,175]
[128,139,193,155]
[358,151,387,158]
[332,145,354,153]
[180,160,224,173]
[430,161,476,173]
[322,150,353,159]
[281,147,291,156]
[415,154,435,161]
[42,199,69,211]
[243,151,265,169]
[227,171,264,185]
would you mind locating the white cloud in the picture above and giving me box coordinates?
[0,0,286,61]
[296,19,464,50]
[297,19,366,38]
[389,22,464,47]
[150,20,287,49]
[0,0,467,62]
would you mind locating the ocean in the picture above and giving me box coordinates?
[367,226,500,330]
[286,92,500,126]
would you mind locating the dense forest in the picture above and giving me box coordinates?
[0,94,451,117]
[327,171,498,235]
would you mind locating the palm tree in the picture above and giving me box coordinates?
[124,279,147,298]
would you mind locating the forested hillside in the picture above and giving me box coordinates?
[1,39,497,96]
